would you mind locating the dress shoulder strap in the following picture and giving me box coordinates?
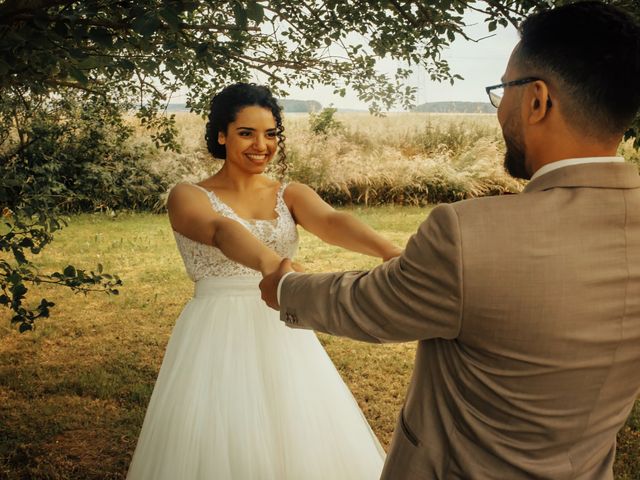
[186,183,227,213]
[275,182,296,221]
[275,182,290,207]
[188,182,212,196]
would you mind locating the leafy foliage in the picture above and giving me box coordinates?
[0,215,122,333]
[0,207,122,333]
[0,0,519,114]
[279,99,322,113]
[0,90,131,331]
[1,93,169,213]
[625,115,640,149]
[309,107,343,136]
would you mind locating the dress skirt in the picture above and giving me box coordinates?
[127,275,385,479]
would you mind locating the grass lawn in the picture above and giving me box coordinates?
[0,207,638,479]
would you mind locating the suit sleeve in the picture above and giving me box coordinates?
[279,203,463,343]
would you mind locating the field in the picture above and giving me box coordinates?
[0,207,424,479]
[140,111,640,208]
[1,112,639,479]
[0,209,639,479]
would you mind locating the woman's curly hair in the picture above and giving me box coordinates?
[205,83,287,178]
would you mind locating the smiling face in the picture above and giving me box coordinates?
[217,105,278,174]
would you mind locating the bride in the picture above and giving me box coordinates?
[126,82,402,479]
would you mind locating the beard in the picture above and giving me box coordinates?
[502,121,531,180]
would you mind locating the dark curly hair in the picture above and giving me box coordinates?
[205,83,287,177]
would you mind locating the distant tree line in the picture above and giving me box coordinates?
[413,102,496,114]
[279,99,323,113]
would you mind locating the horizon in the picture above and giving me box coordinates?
[165,99,495,111]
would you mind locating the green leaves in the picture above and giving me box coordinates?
[233,2,248,28]
[89,27,114,47]
[19,323,32,333]
[32,0,485,115]
[11,246,27,265]
[11,283,27,300]
[63,265,77,278]
[118,59,136,71]
[159,7,183,31]
[246,1,265,23]
[0,0,560,113]
[309,107,343,136]
[0,91,140,333]
[19,238,34,248]
[132,14,163,37]
[1,229,123,332]
[68,67,89,85]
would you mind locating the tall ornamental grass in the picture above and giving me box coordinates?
[133,111,638,209]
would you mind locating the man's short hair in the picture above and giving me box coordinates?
[517,1,640,139]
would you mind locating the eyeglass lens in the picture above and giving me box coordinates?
[489,87,504,108]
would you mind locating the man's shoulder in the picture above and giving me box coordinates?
[448,191,528,216]
[430,192,539,239]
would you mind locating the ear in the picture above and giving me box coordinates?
[526,80,551,125]
[217,131,226,145]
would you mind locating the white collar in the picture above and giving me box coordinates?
[530,156,625,181]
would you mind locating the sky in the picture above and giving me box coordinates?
[169,10,521,111]
[283,10,521,111]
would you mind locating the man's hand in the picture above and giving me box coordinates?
[259,258,295,310]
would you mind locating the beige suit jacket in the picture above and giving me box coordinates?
[280,162,640,479]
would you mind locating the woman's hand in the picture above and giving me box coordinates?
[261,258,305,276]
[259,253,285,276]
[259,258,295,310]
[382,246,403,262]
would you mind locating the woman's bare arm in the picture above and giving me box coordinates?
[284,182,403,261]
[167,183,282,275]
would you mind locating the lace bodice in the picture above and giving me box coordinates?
[173,183,299,281]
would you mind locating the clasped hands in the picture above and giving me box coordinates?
[259,258,298,311]
[259,246,403,311]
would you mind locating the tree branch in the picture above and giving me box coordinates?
[387,0,420,29]
[480,0,523,29]
[27,277,117,292]
[229,54,285,83]
[44,79,106,95]
[0,0,75,22]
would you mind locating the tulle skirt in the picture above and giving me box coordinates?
[126,276,385,479]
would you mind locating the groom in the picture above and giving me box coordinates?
[261,2,640,479]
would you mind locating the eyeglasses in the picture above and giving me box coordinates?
[485,77,542,108]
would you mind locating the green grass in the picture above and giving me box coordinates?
[0,209,638,479]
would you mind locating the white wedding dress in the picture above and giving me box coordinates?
[126,183,385,479]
